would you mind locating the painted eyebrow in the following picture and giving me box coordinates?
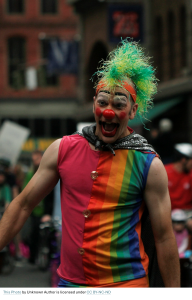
[98,90,128,99]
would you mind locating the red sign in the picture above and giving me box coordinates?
[108,5,143,43]
[112,11,140,38]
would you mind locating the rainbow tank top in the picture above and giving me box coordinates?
[57,134,156,286]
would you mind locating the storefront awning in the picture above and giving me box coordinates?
[129,97,182,127]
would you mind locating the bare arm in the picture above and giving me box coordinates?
[144,157,180,287]
[0,139,61,251]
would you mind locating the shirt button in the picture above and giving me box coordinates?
[78,248,85,255]
[82,209,91,218]
[91,171,98,180]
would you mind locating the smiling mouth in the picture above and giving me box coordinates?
[99,121,119,137]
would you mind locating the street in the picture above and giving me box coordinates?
[0,259,51,288]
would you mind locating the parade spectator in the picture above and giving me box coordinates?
[0,158,19,199]
[165,143,192,232]
[13,164,25,193]
[0,158,23,260]
[0,168,12,272]
[0,168,12,212]
[23,150,53,264]
[171,209,190,257]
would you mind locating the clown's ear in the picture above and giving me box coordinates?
[129,103,138,120]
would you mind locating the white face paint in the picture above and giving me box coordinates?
[93,86,138,144]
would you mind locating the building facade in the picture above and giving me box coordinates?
[0,0,79,141]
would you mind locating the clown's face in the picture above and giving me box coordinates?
[93,86,138,144]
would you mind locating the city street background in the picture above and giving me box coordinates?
[0,0,192,289]
[0,260,50,288]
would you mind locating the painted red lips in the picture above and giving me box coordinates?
[98,109,120,137]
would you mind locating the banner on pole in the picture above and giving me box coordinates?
[47,39,79,75]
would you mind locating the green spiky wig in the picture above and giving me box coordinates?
[94,38,158,118]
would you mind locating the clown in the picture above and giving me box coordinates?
[93,81,138,144]
[0,39,180,288]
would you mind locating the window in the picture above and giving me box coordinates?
[180,6,187,68]
[87,42,108,102]
[17,118,30,129]
[66,118,77,135]
[8,37,26,89]
[50,119,61,138]
[154,16,163,80]
[41,0,58,14]
[34,119,45,137]
[38,39,58,87]
[7,0,24,14]
[167,11,175,79]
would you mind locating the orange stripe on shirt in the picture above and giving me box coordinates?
[96,150,128,284]
[82,152,114,285]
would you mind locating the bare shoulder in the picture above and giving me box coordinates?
[39,138,62,171]
[146,157,168,193]
[45,138,62,153]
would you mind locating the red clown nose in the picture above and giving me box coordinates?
[103,109,115,119]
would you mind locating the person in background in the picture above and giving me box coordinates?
[171,209,192,287]
[171,209,190,257]
[0,168,12,271]
[23,150,53,264]
[13,164,25,193]
[0,158,19,199]
[165,143,192,232]
[0,168,12,212]
[0,159,23,260]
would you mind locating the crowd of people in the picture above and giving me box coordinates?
[148,118,192,286]
[0,151,54,267]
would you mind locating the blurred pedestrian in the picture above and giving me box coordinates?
[13,164,25,193]
[23,150,53,264]
[0,158,23,260]
[171,209,190,257]
[165,143,192,232]
[0,168,12,272]
[0,158,19,199]
[0,168,12,212]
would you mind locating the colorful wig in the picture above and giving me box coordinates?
[94,38,158,118]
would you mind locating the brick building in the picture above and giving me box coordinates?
[0,0,79,141]
[67,0,192,145]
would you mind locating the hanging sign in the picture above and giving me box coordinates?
[108,4,144,43]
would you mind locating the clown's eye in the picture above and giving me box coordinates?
[115,102,126,109]
[98,100,108,106]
